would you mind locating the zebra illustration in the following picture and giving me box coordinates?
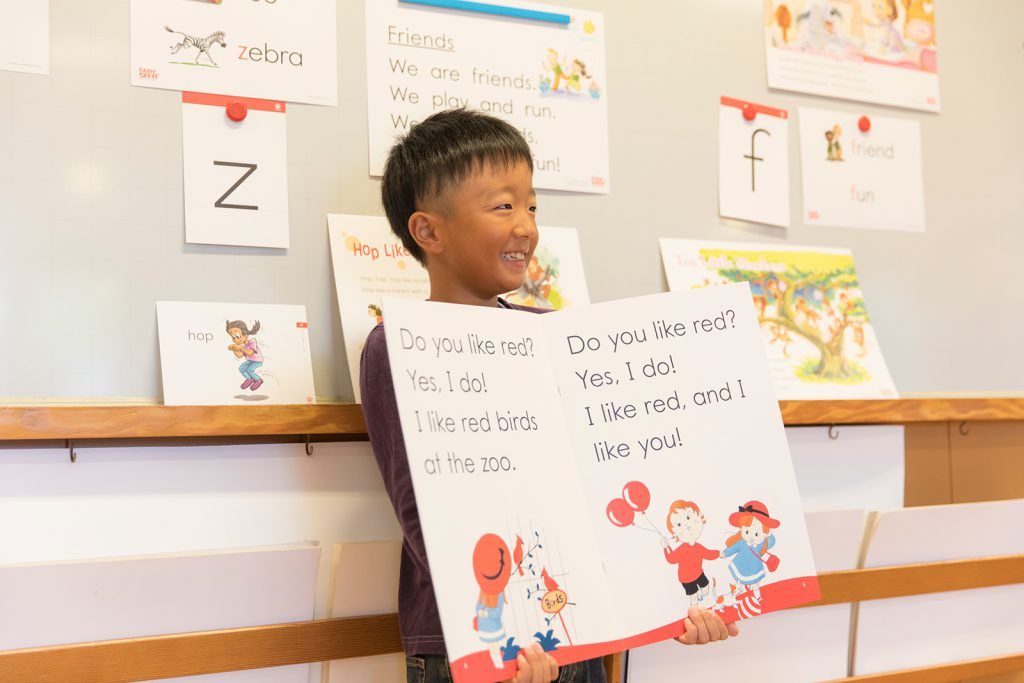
[165,26,227,66]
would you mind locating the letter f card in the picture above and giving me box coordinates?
[719,96,791,228]
[182,92,289,248]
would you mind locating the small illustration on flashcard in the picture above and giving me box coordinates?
[157,301,316,406]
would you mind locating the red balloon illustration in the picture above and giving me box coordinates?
[622,481,651,512]
[606,498,635,527]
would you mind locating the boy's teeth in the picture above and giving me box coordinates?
[501,252,525,261]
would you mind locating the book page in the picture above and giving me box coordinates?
[541,284,820,645]
[381,298,620,683]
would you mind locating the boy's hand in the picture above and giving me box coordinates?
[675,606,739,645]
[507,643,558,683]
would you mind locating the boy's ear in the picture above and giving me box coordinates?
[408,211,445,259]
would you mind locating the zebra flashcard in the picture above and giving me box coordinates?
[130,0,337,105]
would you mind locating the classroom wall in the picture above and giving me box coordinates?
[0,0,1021,403]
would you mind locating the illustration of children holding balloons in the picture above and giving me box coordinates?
[722,500,780,601]
[607,484,783,611]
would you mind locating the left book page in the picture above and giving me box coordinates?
[382,298,621,683]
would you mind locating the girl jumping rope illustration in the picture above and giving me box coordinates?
[226,320,264,392]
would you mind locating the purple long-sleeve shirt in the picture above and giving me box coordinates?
[359,298,541,655]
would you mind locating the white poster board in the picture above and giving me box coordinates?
[787,425,904,511]
[130,0,337,105]
[0,0,48,75]
[365,0,609,193]
[182,92,289,249]
[764,0,940,112]
[382,285,819,682]
[799,107,925,232]
[157,301,316,406]
[0,544,320,682]
[719,96,790,228]
[323,542,405,683]
[660,239,898,400]
[854,500,1024,675]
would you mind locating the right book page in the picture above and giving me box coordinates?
[541,283,821,643]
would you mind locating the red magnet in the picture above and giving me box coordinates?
[226,101,247,122]
[858,116,871,132]
[742,104,756,121]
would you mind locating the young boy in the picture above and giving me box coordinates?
[361,109,738,683]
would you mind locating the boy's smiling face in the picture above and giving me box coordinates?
[414,161,538,304]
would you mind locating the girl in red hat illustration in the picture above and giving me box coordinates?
[722,501,780,600]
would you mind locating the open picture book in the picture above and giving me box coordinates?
[381,283,820,683]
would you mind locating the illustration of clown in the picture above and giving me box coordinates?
[722,500,780,600]
[472,533,514,668]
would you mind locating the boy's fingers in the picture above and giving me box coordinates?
[547,655,559,680]
[711,612,730,640]
[522,644,546,683]
[515,653,531,682]
[727,621,741,637]
[676,617,697,645]
[690,606,711,643]
[703,610,723,641]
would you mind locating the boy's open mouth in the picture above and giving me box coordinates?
[500,251,527,265]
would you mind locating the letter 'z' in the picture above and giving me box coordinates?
[213,161,258,210]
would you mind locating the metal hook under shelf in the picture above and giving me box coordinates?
[959,421,970,436]
[828,425,839,440]
[304,434,314,457]
[67,439,77,464]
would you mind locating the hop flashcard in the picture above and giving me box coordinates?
[157,301,316,406]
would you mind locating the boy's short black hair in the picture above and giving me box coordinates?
[380,108,533,265]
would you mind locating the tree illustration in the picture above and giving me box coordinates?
[719,264,869,381]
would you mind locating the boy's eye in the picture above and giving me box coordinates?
[529,205,538,213]
[495,203,512,210]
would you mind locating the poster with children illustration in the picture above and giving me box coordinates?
[382,284,819,683]
[764,0,940,112]
[156,301,316,406]
[328,216,590,402]
[365,0,609,193]
[503,227,590,311]
[798,107,925,232]
[659,239,898,400]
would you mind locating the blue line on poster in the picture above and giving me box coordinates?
[399,0,571,25]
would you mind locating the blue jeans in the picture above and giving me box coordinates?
[239,360,263,381]
[406,655,606,683]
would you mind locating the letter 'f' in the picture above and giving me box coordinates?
[744,128,770,192]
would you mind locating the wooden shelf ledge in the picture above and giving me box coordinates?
[0,554,1020,682]
[2,397,1023,442]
